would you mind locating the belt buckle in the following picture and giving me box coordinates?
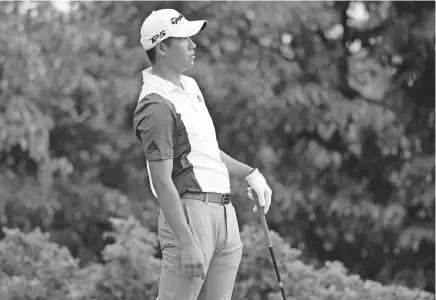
[221,193,231,205]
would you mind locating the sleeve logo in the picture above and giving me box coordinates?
[147,140,160,152]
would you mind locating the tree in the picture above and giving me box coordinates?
[0,0,434,292]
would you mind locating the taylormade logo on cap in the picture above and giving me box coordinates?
[140,9,207,51]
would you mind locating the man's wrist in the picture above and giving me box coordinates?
[245,167,257,181]
[247,168,256,177]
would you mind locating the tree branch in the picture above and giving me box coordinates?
[298,129,350,155]
[337,1,361,100]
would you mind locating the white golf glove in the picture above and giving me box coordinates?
[245,168,272,214]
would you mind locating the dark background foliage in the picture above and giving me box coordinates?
[0,1,434,297]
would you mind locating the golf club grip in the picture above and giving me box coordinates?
[251,190,287,299]
[252,191,273,248]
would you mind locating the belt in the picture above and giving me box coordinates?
[182,192,232,205]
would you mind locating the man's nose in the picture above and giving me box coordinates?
[189,37,196,50]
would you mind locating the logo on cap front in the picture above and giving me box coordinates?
[170,14,184,24]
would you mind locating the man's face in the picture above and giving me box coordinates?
[162,37,197,72]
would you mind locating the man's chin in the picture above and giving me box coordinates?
[182,63,195,72]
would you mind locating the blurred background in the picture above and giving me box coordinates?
[0,0,434,298]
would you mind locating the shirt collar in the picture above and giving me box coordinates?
[142,67,182,94]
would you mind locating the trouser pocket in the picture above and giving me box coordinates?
[182,204,191,228]
[159,204,191,231]
[181,203,203,253]
[158,204,199,251]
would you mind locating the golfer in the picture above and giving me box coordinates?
[133,9,272,300]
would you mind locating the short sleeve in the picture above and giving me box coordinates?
[133,94,177,161]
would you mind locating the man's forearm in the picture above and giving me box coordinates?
[153,180,195,247]
[220,150,254,180]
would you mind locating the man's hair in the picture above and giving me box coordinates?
[146,48,157,64]
[146,38,173,64]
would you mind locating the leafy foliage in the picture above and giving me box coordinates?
[0,227,79,300]
[0,219,434,300]
[91,216,161,300]
[0,0,434,296]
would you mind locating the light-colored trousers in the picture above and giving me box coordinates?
[157,197,243,300]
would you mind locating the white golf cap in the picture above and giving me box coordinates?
[140,9,207,50]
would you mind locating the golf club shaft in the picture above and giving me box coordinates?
[252,191,287,300]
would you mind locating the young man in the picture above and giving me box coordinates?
[133,9,272,300]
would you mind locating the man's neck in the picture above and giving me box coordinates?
[151,63,183,89]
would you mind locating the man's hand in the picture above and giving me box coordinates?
[245,169,272,214]
[180,242,206,279]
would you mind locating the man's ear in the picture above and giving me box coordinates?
[155,42,166,56]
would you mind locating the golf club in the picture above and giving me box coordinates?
[250,189,287,300]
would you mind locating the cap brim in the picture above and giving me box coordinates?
[170,20,207,38]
